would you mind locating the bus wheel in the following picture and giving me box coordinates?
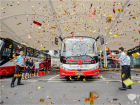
[65,76,69,80]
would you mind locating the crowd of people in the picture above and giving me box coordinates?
[11,47,132,91]
[11,51,41,88]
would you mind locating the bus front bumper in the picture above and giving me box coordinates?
[60,68,99,76]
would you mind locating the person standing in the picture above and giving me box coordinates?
[125,52,132,89]
[112,47,128,90]
[24,55,30,80]
[29,58,34,79]
[11,51,25,88]
[22,55,28,80]
[34,60,40,77]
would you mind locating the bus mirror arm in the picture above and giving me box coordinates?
[55,36,63,45]
[95,35,104,45]
[59,36,63,41]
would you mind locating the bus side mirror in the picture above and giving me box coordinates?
[96,35,104,45]
[55,37,59,45]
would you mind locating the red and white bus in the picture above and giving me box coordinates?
[0,38,51,76]
[55,36,104,77]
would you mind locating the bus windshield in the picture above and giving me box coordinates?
[61,37,97,56]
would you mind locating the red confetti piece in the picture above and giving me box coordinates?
[136,74,139,76]
[88,14,94,17]
[33,20,42,26]
[15,48,18,51]
[38,40,40,43]
[127,4,131,7]
[138,30,140,33]
[98,77,100,79]
[10,5,13,6]
[113,8,115,14]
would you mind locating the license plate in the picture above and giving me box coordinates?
[75,73,83,75]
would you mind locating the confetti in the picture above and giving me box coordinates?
[88,14,95,18]
[19,46,22,49]
[136,74,139,76]
[9,44,12,48]
[123,78,133,86]
[118,9,123,12]
[40,98,45,102]
[122,73,125,78]
[33,20,42,26]
[17,22,21,25]
[1,7,6,9]
[83,78,86,81]
[84,92,98,105]
[113,8,115,14]
[113,98,118,101]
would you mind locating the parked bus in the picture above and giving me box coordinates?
[0,38,51,76]
[55,36,104,77]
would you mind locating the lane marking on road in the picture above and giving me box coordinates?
[48,75,59,81]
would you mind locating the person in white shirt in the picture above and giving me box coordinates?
[125,52,132,89]
[34,60,40,77]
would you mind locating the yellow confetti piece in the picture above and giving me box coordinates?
[138,81,140,83]
[73,45,76,48]
[51,27,56,29]
[122,73,125,78]
[74,86,76,88]
[38,86,41,89]
[1,7,6,9]
[113,34,120,37]
[118,9,123,12]
[123,78,133,86]
[2,85,4,87]
[30,97,32,99]
[47,96,49,98]
[107,82,109,83]
[105,27,107,31]
[83,78,86,81]
[97,47,101,51]
[17,22,21,25]
[40,98,45,102]
[92,82,94,83]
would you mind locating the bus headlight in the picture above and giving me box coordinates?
[89,65,99,70]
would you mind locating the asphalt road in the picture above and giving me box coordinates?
[0,70,140,105]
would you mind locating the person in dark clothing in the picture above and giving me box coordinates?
[125,52,132,89]
[112,47,129,90]
[29,58,34,79]
[11,51,25,88]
